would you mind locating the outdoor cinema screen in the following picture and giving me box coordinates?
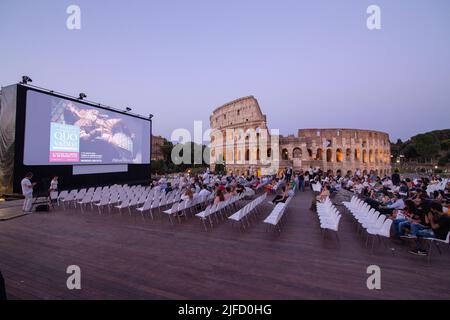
[23,89,151,166]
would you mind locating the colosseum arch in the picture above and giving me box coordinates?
[316,148,323,161]
[336,149,344,162]
[369,149,374,163]
[346,148,352,161]
[326,149,333,162]
[355,148,361,161]
[363,150,368,164]
[293,148,302,159]
[282,148,289,160]
[307,149,313,159]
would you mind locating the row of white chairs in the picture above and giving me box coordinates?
[263,187,297,233]
[57,184,148,208]
[56,184,186,216]
[195,193,248,231]
[263,197,293,233]
[96,188,185,215]
[161,193,215,224]
[343,196,393,252]
[228,193,267,230]
[426,178,448,196]
[316,197,342,241]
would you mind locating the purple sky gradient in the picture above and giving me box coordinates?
[1,0,449,142]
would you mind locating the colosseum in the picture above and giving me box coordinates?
[209,96,392,176]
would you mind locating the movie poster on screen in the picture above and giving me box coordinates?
[49,122,80,162]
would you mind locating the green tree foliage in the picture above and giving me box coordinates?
[151,140,210,174]
[411,133,441,161]
[214,163,225,174]
[391,129,449,163]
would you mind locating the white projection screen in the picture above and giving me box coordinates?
[23,89,150,166]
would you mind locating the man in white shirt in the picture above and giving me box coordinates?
[21,172,36,212]
[198,185,211,198]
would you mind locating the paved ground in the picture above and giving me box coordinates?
[0,190,449,300]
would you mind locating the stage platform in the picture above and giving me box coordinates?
[0,200,27,221]
[0,191,449,300]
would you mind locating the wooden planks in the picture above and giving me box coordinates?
[0,191,449,300]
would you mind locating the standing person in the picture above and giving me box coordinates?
[392,169,401,187]
[48,176,58,206]
[285,167,292,183]
[298,173,305,192]
[304,172,310,190]
[21,172,36,213]
[49,176,58,192]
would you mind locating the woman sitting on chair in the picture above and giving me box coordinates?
[317,185,331,203]
[181,187,194,201]
[269,186,289,205]
[214,189,225,205]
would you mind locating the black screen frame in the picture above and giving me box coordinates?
[12,84,152,194]
[21,85,151,166]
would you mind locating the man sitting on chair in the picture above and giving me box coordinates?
[409,202,450,256]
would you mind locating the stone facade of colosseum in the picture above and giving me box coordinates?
[210,96,392,176]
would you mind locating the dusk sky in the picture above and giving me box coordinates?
[1,0,449,142]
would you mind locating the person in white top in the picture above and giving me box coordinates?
[21,172,36,212]
[198,185,211,198]
[49,176,58,192]
[49,176,59,205]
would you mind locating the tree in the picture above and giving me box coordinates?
[401,143,419,159]
[160,141,174,163]
[150,160,165,174]
[411,133,441,162]
[214,163,225,174]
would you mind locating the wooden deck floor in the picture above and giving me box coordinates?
[0,191,449,300]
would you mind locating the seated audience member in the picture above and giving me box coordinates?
[410,202,450,255]
[269,186,289,205]
[164,182,173,193]
[181,187,194,201]
[236,183,245,195]
[393,200,422,237]
[224,186,233,201]
[317,185,330,203]
[398,181,409,197]
[264,181,274,193]
[198,185,211,198]
[379,193,405,215]
[214,189,225,204]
